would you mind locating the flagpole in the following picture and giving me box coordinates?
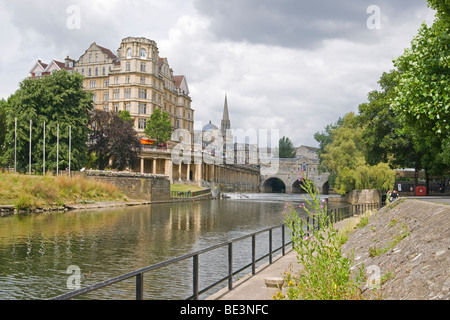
[29,120,32,175]
[14,118,17,173]
[69,125,71,178]
[57,123,59,176]
[43,121,46,176]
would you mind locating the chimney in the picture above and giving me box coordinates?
[65,56,74,68]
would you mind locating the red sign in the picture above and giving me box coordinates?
[140,139,154,145]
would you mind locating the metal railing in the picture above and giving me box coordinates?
[50,201,385,300]
[50,223,290,300]
[170,188,211,198]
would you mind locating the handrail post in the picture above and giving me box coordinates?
[136,273,144,300]
[228,242,233,290]
[252,235,256,275]
[269,229,273,264]
[193,255,199,300]
[282,225,285,256]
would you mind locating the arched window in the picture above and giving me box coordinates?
[140,48,146,58]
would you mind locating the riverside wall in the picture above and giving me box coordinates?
[85,173,170,202]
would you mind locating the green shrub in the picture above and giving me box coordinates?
[281,177,366,300]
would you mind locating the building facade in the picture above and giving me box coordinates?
[73,37,194,140]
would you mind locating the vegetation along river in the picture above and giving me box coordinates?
[0,193,334,300]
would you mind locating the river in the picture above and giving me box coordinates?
[0,193,334,300]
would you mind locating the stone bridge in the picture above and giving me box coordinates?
[260,156,330,194]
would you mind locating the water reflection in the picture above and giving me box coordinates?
[0,193,332,300]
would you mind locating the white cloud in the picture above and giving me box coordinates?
[0,0,437,148]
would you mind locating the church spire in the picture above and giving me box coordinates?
[221,94,231,137]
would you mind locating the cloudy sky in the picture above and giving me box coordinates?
[0,0,436,147]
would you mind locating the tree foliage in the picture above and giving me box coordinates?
[88,109,142,171]
[278,136,297,158]
[144,108,172,145]
[320,113,395,195]
[1,70,92,172]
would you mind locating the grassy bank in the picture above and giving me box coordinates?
[0,173,126,211]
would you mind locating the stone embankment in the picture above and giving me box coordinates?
[341,199,449,300]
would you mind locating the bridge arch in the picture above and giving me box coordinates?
[263,178,286,193]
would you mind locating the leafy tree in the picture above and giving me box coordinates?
[314,117,343,180]
[144,108,172,145]
[357,70,420,171]
[320,113,395,195]
[278,136,296,158]
[88,110,142,171]
[391,5,450,187]
[118,110,133,123]
[1,70,92,172]
[392,20,450,139]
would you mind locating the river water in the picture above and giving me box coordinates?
[0,193,333,300]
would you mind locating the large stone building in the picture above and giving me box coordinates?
[44,37,194,141]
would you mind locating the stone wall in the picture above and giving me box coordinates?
[86,174,170,202]
[345,189,381,205]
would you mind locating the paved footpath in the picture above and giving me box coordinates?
[206,249,299,300]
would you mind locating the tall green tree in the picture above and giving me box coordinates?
[357,70,420,171]
[278,136,297,158]
[321,113,395,195]
[391,4,450,186]
[1,70,93,172]
[314,117,343,177]
[144,108,172,145]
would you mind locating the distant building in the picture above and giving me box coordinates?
[30,56,75,78]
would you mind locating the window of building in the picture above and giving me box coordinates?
[138,89,147,99]
[103,105,109,112]
[140,48,146,58]
[126,76,130,83]
[140,62,146,72]
[140,76,146,84]
[113,103,119,112]
[90,80,96,88]
[138,118,147,129]
[89,68,92,76]
[102,67,106,75]
[95,68,98,76]
[89,54,92,63]
[124,89,131,99]
[113,89,120,99]
[124,103,131,112]
[81,69,84,76]
[127,48,132,58]
[104,79,109,87]
[114,76,119,84]
[126,62,130,71]
[138,103,147,114]
[103,92,109,101]
[95,53,98,62]
[92,93,97,102]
